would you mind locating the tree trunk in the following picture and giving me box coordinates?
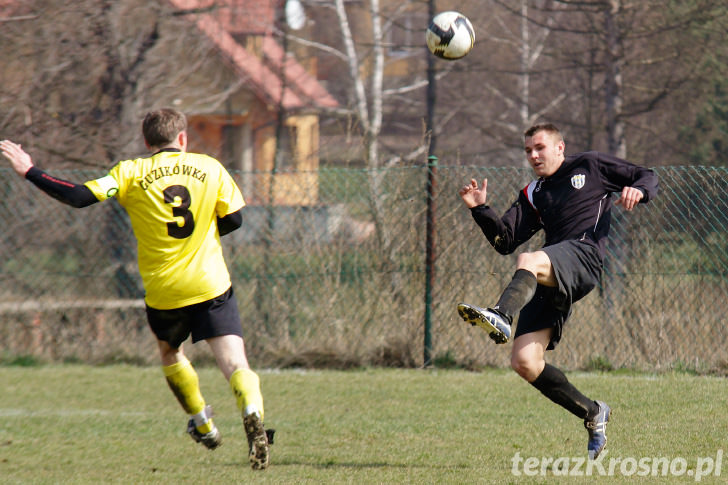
[604,0,626,158]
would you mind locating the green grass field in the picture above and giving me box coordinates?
[0,365,725,484]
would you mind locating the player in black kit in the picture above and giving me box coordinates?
[457,123,658,460]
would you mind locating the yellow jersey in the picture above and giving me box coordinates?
[85,150,245,309]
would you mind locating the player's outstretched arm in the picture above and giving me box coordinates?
[0,139,99,208]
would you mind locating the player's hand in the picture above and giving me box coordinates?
[0,140,34,177]
[459,178,488,208]
[614,186,643,211]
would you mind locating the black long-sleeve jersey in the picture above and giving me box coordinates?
[470,151,658,259]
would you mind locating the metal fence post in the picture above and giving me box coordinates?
[424,155,438,367]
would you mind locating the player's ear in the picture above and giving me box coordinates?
[178,131,187,150]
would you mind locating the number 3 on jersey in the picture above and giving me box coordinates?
[164,185,195,239]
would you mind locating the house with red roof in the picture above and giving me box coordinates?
[166,0,339,206]
[0,0,339,206]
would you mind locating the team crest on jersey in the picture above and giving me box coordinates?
[571,174,586,189]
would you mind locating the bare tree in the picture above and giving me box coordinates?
[0,0,244,166]
[428,0,725,165]
[476,0,567,165]
[520,0,726,161]
[280,1,435,294]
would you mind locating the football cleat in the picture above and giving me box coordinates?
[585,400,611,460]
[187,405,222,450]
[244,408,270,470]
[457,303,512,344]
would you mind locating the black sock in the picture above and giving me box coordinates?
[494,269,537,321]
[530,363,599,419]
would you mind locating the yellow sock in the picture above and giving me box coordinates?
[230,368,264,421]
[163,359,213,433]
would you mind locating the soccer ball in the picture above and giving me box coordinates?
[426,11,475,60]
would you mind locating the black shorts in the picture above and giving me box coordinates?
[513,240,602,350]
[146,286,243,349]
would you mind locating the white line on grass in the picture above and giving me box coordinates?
[0,409,148,417]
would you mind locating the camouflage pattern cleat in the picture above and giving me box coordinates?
[244,411,270,470]
[187,405,222,450]
[457,302,512,344]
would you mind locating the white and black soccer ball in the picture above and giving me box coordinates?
[426,11,475,60]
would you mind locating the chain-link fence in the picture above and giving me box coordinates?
[0,165,726,372]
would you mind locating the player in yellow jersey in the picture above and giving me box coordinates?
[1,108,271,470]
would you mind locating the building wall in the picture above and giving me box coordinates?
[188,110,321,206]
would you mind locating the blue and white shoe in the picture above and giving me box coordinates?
[457,303,512,344]
[585,401,611,460]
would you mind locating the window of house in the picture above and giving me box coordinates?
[276,124,298,171]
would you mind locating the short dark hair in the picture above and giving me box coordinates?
[524,123,562,140]
[142,108,187,148]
